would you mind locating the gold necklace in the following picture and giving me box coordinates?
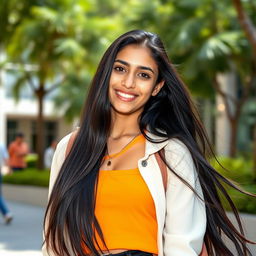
[105,133,141,166]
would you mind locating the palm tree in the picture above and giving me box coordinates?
[5,0,124,169]
[5,1,98,168]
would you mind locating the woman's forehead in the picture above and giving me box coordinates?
[115,44,158,71]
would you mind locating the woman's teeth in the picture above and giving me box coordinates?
[116,91,136,99]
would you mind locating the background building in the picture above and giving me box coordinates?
[0,66,73,151]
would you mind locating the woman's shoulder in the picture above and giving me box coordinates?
[164,138,197,181]
[165,137,191,156]
[56,132,73,152]
[56,127,79,153]
[48,132,73,195]
[53,132,75,168]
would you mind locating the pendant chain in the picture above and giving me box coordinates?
[106,133,141,166]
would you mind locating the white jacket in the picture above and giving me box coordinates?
[43,132,206,256]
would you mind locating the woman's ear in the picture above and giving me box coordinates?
[152,80,165,96]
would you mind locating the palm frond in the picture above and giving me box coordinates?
[170,17,204,54]
[11,74,28,102]
[54,38,86,58]
[198,36,231,60]
[53,71,91,122]
[31,6,58,23]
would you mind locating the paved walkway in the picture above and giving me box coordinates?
[0,201,256,255]
[0,201,44,256]
[226,212,256,255]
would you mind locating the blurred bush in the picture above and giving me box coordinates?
[212,156,256,214]
[221,185,256,214]
[3,168,50,187]
[211,156,253,184]
[25,154,38,168]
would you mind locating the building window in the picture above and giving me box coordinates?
[31,121,36,153]
[7,120,18,146]
[45,121,57,148]
[31,121,57,152]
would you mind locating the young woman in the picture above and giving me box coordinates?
[43,30,254,256]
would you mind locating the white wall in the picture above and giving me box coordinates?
[1,96,73,148]
[4,98,63,117]
[57,118,79,141]
[202,99,214,144]
[215,72,236,156]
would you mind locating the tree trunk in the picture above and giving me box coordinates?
[229,118,238,157]
[36,85,46,170]
[253,123,256,181]
[232,0,256,60]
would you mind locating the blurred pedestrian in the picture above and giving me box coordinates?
[0,143,13,224]
[44,140,57,169]
[8,132,29,171]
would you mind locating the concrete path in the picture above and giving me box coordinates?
[226,212,256,255]
[0,201,44,256]
[0,200,256,255]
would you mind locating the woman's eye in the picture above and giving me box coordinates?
[114,66,125,72]
[139,73,151,79]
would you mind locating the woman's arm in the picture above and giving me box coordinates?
[163,139,206,256]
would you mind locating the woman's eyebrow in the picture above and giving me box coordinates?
[115,59,155,74]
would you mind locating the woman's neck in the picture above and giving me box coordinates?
[110,112,141,139]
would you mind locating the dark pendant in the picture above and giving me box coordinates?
[107,160,111,166]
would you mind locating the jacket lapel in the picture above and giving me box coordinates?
[138,131,169,255]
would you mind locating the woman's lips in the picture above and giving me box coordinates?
[115,90,137,102]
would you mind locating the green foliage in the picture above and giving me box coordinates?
[0,0,41,46]
[220,185,256,214]
[122,0,253,99]
[212,157,256,214]
[2,168,50,187]
[211,156,253,184]
[25,154,38,168]
[54,71,90,122]
[3,0,255,104]
[3,0,126,121]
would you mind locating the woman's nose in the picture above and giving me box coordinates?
[122,73,135,88]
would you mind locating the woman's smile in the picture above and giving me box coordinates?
[115,89,138,102]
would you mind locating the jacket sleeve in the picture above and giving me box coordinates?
[42,133,72,256]
[163,139,206,256]
[48,133,71,197]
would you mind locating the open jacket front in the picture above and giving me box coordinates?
[43,131,206,256]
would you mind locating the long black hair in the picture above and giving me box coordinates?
[44,30,255,255]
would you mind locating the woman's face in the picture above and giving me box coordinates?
[108,44,164,117]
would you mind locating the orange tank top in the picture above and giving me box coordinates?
[92,135,158,254]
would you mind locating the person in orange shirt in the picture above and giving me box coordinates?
[8,132,29,171]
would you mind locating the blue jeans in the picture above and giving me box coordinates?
[0,174,10,216]
[0,195,9,216]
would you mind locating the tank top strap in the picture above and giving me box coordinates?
[105,134,145,159]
